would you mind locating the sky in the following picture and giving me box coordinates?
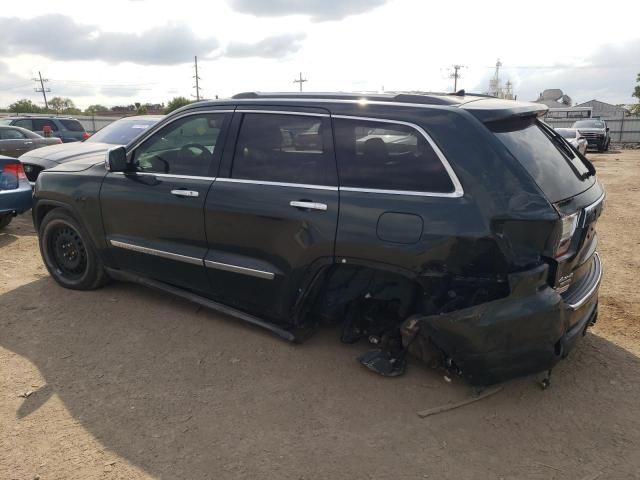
[0,0,639,109]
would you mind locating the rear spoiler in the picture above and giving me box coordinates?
[459,98,548,123]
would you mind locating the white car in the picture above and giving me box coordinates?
[555,128,588,155]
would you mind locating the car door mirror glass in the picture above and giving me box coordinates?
[106,146,128,172]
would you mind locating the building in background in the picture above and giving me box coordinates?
[533,89,573,108]
[574,99,630,118]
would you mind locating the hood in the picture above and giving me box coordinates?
[18,141,111,163]
[46,154,105,173]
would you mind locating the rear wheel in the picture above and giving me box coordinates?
[39,209,108,290]
[0,214,12,230]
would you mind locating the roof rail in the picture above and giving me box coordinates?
[231,91,459,106]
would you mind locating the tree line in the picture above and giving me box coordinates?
[1,96,193,115]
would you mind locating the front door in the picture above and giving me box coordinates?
[204,110,339,323]
[0,128,30,157]
[100,110,232,293]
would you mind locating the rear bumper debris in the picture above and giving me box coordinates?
[401,253,602,385]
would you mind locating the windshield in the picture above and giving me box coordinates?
[491,118,594,203]
[572,120,605,129]
[556,129,576,139]
[88,117,160,145]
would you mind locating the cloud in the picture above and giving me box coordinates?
[225,33,306,58]
[99,85,142,97]
[471,40,640,105]
[0,15,219,65]
[227,0,388,21]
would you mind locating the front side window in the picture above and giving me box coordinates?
[0,128,26,140]
[334,118,454,193]
[231,113,332,185]
[133,113,226,176]
[32,119,58,131]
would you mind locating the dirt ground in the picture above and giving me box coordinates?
[1,150,639,480]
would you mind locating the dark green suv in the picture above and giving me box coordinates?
[31,92,604,386]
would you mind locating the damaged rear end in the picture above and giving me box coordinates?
[401,100,604,385]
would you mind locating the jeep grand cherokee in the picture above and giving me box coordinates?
[31,92,604,386]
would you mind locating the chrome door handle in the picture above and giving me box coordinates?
[24,141,33,145]
[171,189,199,198]
[289,201,327,211]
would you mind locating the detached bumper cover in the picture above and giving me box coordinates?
[403,253,602,385]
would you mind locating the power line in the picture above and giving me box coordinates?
[32,71,50,109]
[293,72,307,92]
[193,56,202,101]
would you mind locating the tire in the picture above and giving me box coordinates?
[604,139,610,152]
[0,214,12,230]
[39,209,108,290]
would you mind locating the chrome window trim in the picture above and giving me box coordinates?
[204,260,275,280]
[110,171,216,181]
[109,239,204,266]
[236,109,329,117]
[126,109,235,155]
[216,177,338,191]
[566,252,602,310]
[331,115,464,198]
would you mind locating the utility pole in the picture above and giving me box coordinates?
[449,65,466,92]
[33,71,50,109]
[293,72,307,92]
[193,56,202,101]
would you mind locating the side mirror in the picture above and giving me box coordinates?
[105,146,128,172]
[606,127,610,132]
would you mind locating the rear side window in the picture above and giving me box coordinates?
[32,119,58,131]
[232,113,332,185]
[334,118,454,193]
[491,118,594,203]
[59,119,85,132]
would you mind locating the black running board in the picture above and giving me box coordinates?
[105,268,297,342]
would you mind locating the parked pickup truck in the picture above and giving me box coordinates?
[31,92,604,386]
[572,119,611,152]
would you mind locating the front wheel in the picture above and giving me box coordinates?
[39,209,108,290]
[0,214,12,230]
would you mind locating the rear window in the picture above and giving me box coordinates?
[88,118,158,144]
[491,118,594,203]
[59,119,85,132]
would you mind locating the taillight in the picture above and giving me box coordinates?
[555,212,579,258]
[3,162,27,181]
[0,162,27,190]
[82,132,90,140]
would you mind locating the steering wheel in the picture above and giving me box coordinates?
[179,143,209,160]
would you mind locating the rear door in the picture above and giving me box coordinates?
[204,108,339,322]
[100,110,232,293]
